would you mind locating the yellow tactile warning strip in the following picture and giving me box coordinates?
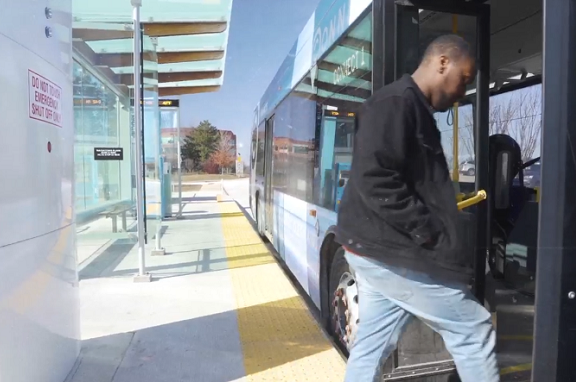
[219,201,347,381]
[500,363,532,376]
[146,203,160,215]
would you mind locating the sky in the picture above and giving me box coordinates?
[178,0,321,161]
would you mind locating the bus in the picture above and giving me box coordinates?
[250,0,574,380]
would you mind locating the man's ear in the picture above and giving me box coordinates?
[438,55,449,74]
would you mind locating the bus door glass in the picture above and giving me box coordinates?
[264,115,274,233]
[318,108,355,210]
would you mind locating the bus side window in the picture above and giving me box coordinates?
[255,121,266,177]
[250,128,257,170]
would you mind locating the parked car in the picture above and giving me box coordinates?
[459,159,476,176]
[512,159,541,188]
[523,160,541,188]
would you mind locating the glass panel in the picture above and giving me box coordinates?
[160,108,181,173]
[72,56,138,269]
[434,104,474,184]
[271,75,317,202]
[250,126,257,170]
[256,121,266,177]
[71,17,159,277]
[313,11,373,211]
[141,34,162,235]
[71,16,139,276]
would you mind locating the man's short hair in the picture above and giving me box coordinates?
[421,34,473,63]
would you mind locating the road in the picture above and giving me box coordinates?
[222,178,252,220]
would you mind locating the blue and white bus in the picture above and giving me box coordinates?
[250,0,574,379]
[250,0,373,347]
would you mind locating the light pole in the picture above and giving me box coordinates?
[176,115,183,218]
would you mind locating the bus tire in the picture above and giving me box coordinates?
[328,247,389,380]
[328,246,359,356]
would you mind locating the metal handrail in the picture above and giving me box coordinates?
[457,190,487,210]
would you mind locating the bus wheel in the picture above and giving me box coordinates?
[329,247,359,354]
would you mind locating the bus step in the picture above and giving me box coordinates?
[382,360,457,381]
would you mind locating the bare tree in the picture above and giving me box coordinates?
[459,115,475,162]
[509,87,542,161]
[459,87,542,163]
[211,131,236,174]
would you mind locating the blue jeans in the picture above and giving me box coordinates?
[344,251,499,382]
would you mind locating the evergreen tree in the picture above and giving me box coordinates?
[182,120,219,169]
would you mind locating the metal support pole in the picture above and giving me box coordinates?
[177,121,183,217]
[151,220,165,256]
[132,0,151,282]
[452,14,460,183]
[150,35,165,257]
[472,8,490,303]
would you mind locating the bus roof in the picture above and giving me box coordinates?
[256,0,371,123]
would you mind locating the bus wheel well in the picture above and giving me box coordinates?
[319,233,341,326]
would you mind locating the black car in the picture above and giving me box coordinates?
[523,160,541,188]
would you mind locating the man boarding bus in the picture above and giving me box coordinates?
[336,35,499,382]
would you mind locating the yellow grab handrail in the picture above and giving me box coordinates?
[456,191,475,203]
[457,190,487,210]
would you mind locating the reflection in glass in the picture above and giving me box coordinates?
[73,60,126,211]
[313,11,372,211]
[271,85,317,202]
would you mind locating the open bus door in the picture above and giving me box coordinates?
[375,1,492,380]
[375,1,576,381]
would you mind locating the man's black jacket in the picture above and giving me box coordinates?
[335,74,474,282]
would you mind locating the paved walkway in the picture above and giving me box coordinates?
[66,183,345,382]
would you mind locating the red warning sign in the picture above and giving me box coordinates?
[28,70,62,127]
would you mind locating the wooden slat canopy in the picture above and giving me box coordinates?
[73,21,227,41]
[93,50,224,67]
[117,70,222,86]
[159,85,220,96]
[72,20,229,96]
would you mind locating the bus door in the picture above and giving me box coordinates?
[263,115,275,237]
[379,1,492,380]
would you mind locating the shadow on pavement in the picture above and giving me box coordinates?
[107,250,273,279]
[79,226,168,281]
[67,296,339,382]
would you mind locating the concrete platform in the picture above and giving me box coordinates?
[67,179,536,382]
[66,184,346,382]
